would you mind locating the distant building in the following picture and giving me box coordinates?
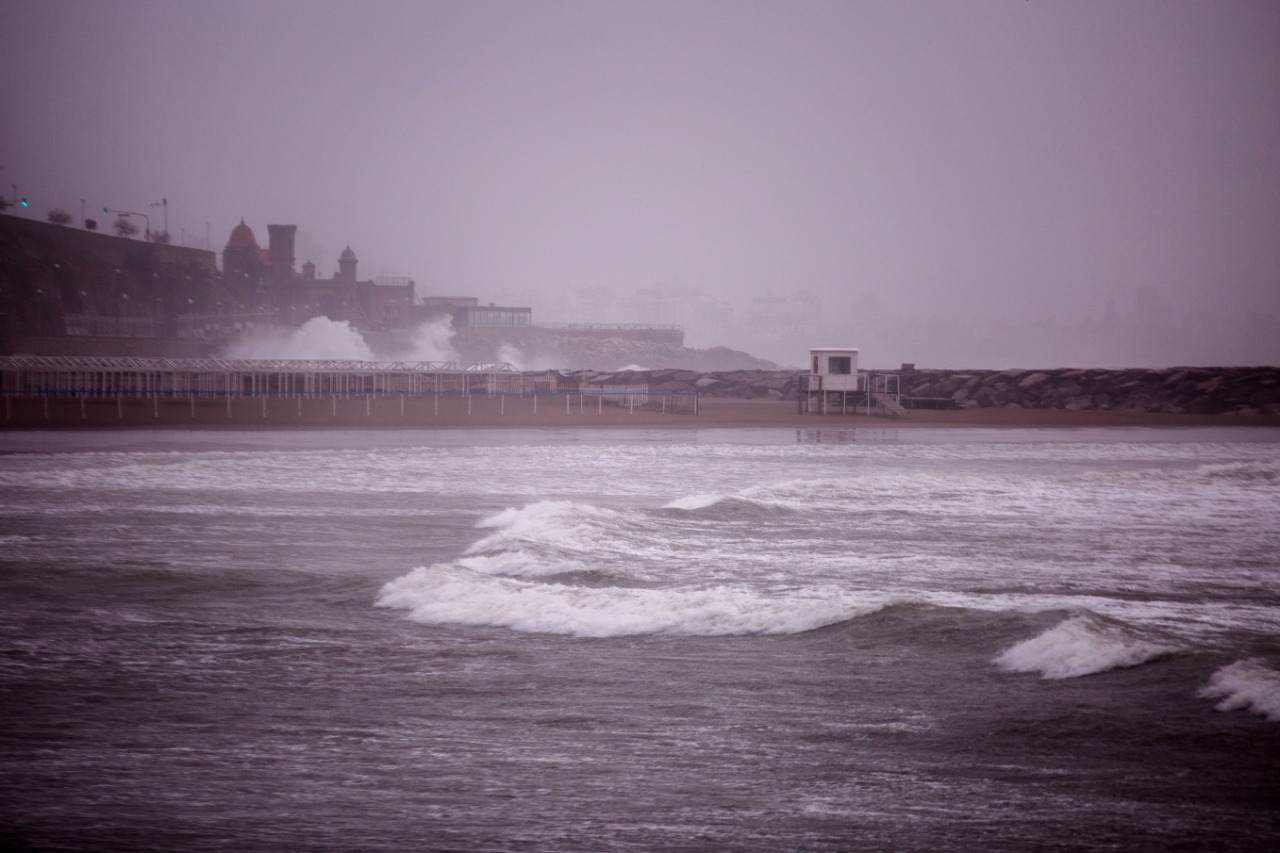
[416,296,532,331]
[220,221,415,332]
[221,219,265,291]
[457,303,532,329]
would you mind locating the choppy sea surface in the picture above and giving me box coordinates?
[1,426,1278,852]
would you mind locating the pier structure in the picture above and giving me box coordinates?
[798,347,906,417]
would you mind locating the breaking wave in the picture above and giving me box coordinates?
[377,493,900,636]
[1199,659,1280,721]
[993,613,1178,679]
[459,500,663,579]
[376,565,886,637]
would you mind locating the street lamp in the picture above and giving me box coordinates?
[150,198,168,237]
[103,207,150,238]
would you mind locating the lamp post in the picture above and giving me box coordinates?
[103,207,150,238]
[150,198,168,236]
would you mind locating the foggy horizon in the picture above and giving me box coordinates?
[5,0,1279,369]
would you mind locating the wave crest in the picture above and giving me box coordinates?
[1199,659,1280,721]
[663,478,872,515]
[993,613,1177,679]
[467,500,636,565]
[376,565,885,637]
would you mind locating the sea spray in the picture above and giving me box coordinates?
[401,316,459,362]
[497,343,525,370]
[223,316,374,360]
[223,315,460,362]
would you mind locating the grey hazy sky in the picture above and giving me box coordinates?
[4,0,1278,366]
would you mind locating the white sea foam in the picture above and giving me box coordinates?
[1198,659,1280,721]
[993,614,1177,679]
[455,550,589,579]
[376,565,885,637]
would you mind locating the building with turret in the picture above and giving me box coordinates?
[221,219,264,290]
[221,221,414,332]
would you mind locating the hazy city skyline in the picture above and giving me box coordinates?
[5,0,1278,368]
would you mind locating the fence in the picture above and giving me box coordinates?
[0,356,698,417]
[587,383,698,415]
[0,355,529,399]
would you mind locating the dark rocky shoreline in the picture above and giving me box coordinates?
[581,365,1280,416]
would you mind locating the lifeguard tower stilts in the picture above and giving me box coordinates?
[798,347,908,417]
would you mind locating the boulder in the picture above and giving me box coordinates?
[1018,372,1051,390]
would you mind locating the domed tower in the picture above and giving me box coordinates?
[337,246,358,284]
[222,219,263,290]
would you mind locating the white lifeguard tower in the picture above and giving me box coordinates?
[798,347,907,417]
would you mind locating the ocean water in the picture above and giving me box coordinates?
[1,426,1278,852]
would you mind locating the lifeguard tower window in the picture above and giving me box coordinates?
[829,356,852,375]
[813,356,819,374]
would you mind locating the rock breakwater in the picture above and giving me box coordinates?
[579,366,1280,416]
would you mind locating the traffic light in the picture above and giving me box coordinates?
[19,198,28,207]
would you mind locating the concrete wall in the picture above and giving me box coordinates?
[1,213,226,352]
[0,213,216,275]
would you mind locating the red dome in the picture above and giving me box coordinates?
[225,219,259,250]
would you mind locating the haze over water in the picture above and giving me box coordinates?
[1,426,1278,850]
[6,1,1279,367]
